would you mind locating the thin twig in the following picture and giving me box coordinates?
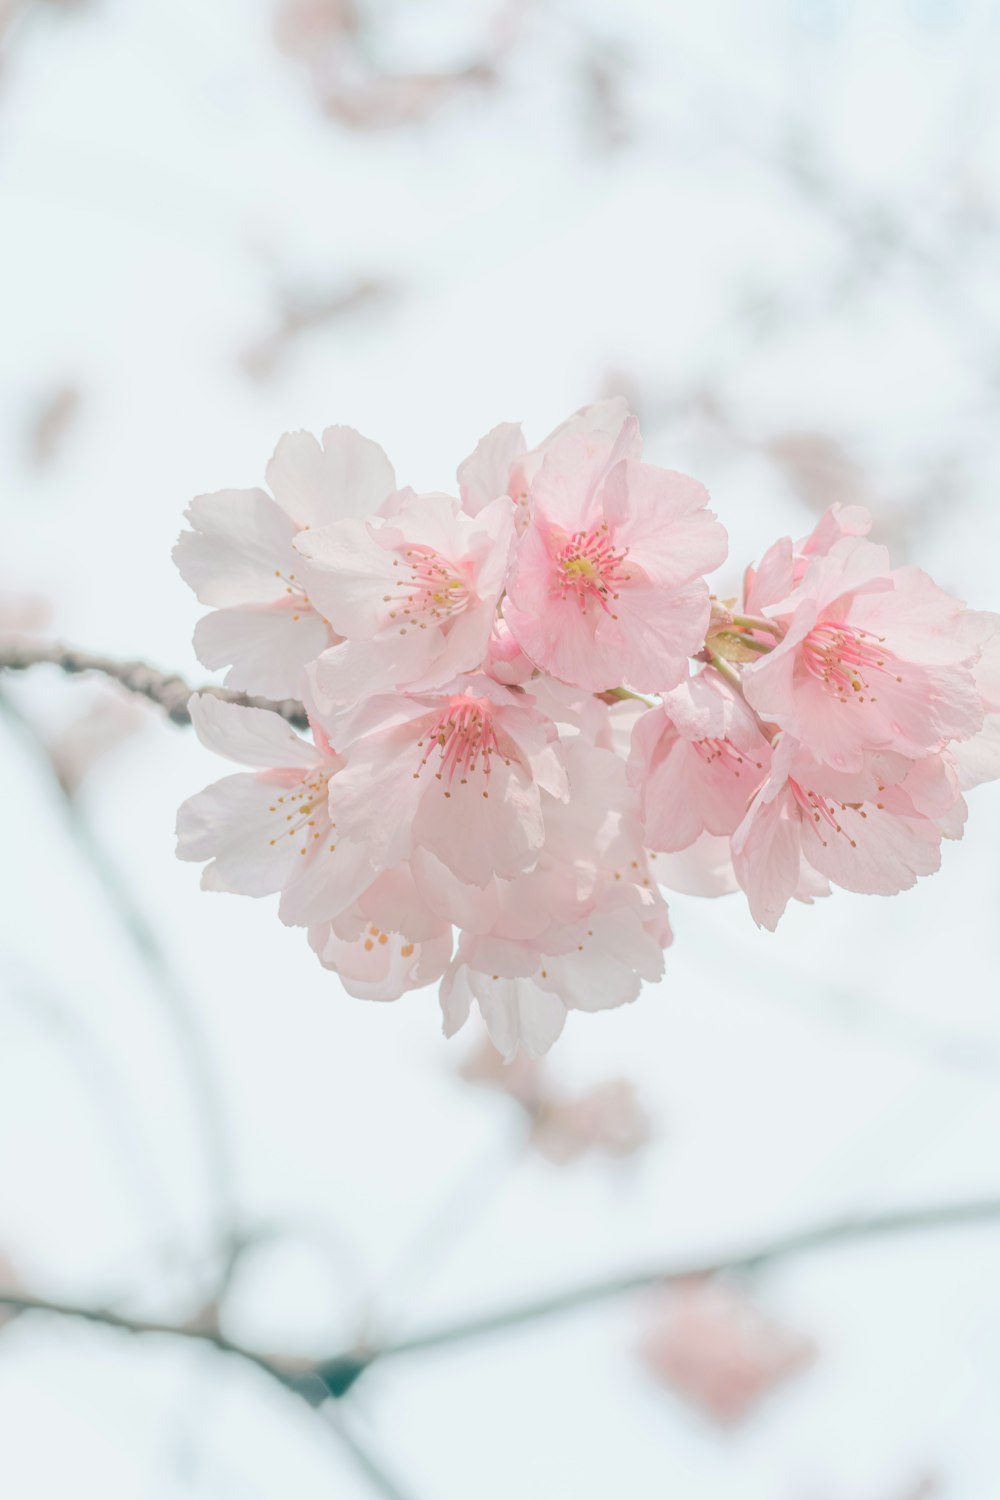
[0,1290,293,1379]
[0,687,239,1243]
[3,1194,998,1398]
[0,639,308,729]
[326,1194,1000,1370]
[320,1406,424,1500]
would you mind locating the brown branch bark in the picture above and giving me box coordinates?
[0,639,309,729]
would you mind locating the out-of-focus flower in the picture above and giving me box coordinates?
[640,1277,815,1425]
[457,1037,651,1162]
[27,382,81,469]
[531,1078,650,1163]
[273,0,498,131]
[457,1034,542,1108]
[240,277,396,382]
[762,430,869,516]
[45,687,146,797]
[799,1473,941,1500]
[174,425,397,699]
[0,587,51,638]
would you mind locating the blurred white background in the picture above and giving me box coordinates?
[2,1,1000,1496]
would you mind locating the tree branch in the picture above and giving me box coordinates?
[4,1194,999,1400]
[344,1194,1000,1373]
[0,687,239,1244]
[0,639,308,729]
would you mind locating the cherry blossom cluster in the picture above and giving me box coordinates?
[174,401,1000,1057]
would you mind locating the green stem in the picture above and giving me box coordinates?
[708,652,743,690]
[601,686,656,708]
[730,614,784,638]
[716,630,773,655]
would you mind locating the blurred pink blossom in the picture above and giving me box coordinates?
[459,1038,650,1163]
[640,1278,815,1425]
[274,0,498,131]
[531,1078,650,1164]
[45,688,146,797]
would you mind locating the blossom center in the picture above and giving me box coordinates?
[692,737,764,777]
[384,547,472,633]
[266,767,335,855]
[801,621,899,703]
[273,568,317,624]
[552,525,629,616]
[414,695,507,796]
[789,778,861,849]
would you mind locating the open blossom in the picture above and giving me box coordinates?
[741,535,990,771]
[176,695,373,928]
[309,862,452,1001]
[503,421,728,692]
[731,733,962,931]
[318,674,568,890]
[441,885,671,1059]
[457,397,634,524]
[743,501,872,616]
[175,409,1000,1056]
[293,492,514,706]
[629,669,772,853]
[173,425,396,699]
[438,731,672,1058]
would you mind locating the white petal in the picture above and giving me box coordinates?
[266,427,395,528]
[176,773,302,896]
[189,694,319,769]
[193,602,330,700]
[278,837,375,927]
[457,422,526,515]
[174,489,300,607]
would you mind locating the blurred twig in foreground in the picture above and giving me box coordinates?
[2,1192,999,1402]
[0,686,239,1245]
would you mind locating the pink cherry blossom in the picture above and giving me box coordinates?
[172,406,1000,1052]
[176,695,374,928]
[629,668,772,852]
[531,1079,650,1164]
[457,398,634,525]
[640,1278,815,1425]
[731,733,961,931]
[503,421,728,692]
[173,425,397,699]
[318,674,568,892]
[440,875,671,1059]
[293,491,514,706]
[425,726,667,1048]
[952,611,1000,790]
[741,536,990,771]
[309,863,452,1001]
[743,502,873,616]
[458,1033,543,1107]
